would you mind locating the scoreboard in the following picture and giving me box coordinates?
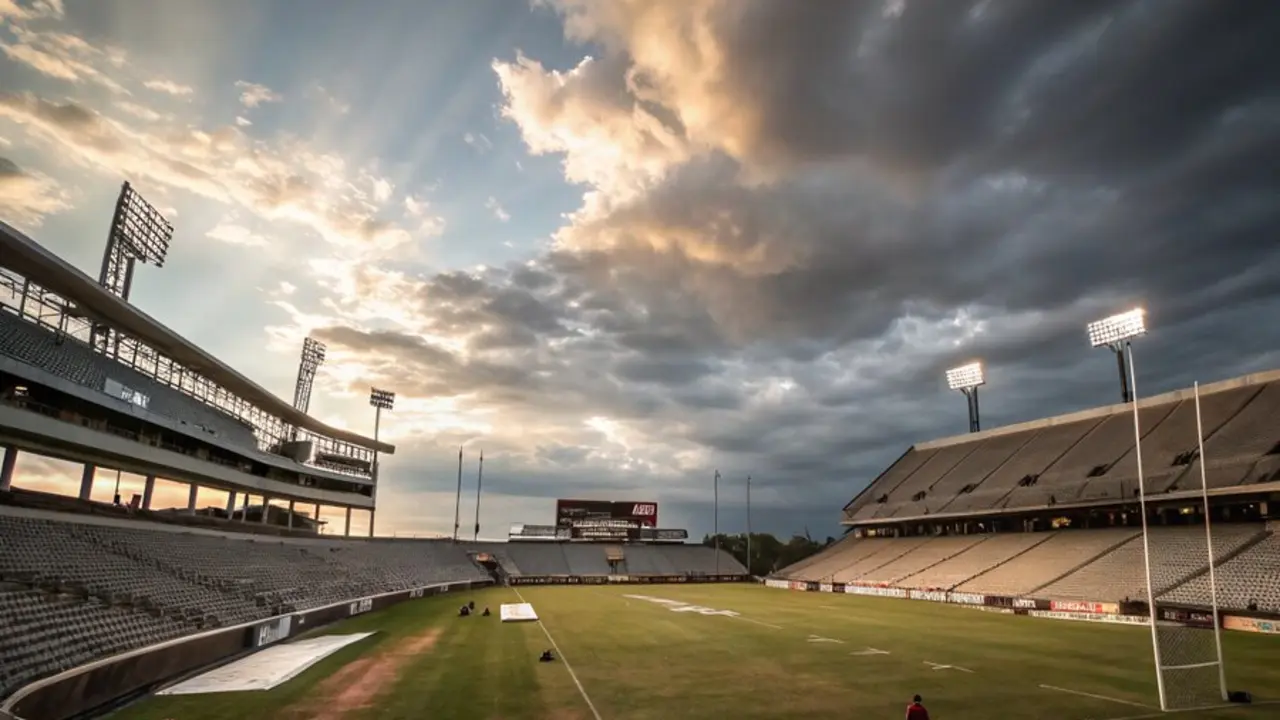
[555,499,659,529]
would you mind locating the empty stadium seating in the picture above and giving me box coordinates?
[1161,530,1280,612]
[0,508,490,699]
[897,532,1054,589]
[852,535,988,585]
[844,374,1280,523]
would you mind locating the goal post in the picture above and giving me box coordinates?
[1129,352,1228,711]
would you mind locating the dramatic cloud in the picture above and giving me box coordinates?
[235,80,281,108]
[143,78,194,97]
[0,91,439,255]
[0,26,127,94]
[5,0,1279,538]
[0,155,71,227]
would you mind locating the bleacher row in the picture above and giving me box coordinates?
[0,510,490,698]
[0,309,257,448]
[846,378,1280,522]
[486,541,744,577]
[778,523,1280,612]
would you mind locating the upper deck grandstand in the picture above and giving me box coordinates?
[0,183,392,537]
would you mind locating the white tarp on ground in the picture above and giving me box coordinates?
[156,632,376,695]
[500,602,538,622]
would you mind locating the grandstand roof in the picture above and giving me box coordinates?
[0,221,393,454]
[843,367,1280,524]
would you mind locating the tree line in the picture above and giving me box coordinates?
[700,532,835,577]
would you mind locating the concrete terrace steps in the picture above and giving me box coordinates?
[901,532,1057,591]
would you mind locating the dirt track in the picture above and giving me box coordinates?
[280,628,441,719]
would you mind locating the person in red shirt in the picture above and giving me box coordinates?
[906,694,930,720]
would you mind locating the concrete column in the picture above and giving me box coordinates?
[240,495,249,522]
[287,500,295,529]
[0,445,16,492]
[142,474,156,510]
[78,464,95,500]
[225,491,237,515]
[313,504,321,532]
[187,484,198,514]
[344,507,351,537]
[368,509,375,538]
[260,497,270,524]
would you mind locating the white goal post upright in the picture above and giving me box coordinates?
[1125,341,1168,710]
[1194,381,1229,702]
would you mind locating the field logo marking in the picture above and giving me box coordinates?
[923,661,974,673]
[850,648,890,656]
[1038,684,1151,709]
[620,594,783,629]
[512,588,604,720]
[807,635,844,644]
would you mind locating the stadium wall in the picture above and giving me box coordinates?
[508,574,748,585]
[1,579,491,720]
[762,579,1280,634]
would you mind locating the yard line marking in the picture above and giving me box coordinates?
[923,661,973,673]
[512,587,604,720]
[1038,684,1151,709]
[850,647,890,656]
[1094,699,1280,720]
[733,615,784,630]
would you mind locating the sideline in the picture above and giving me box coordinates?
[1038,684,1153,709]
[1094,700,1280,720]
[512,587,604,720]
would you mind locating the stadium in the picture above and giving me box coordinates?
[1,185,1278,720]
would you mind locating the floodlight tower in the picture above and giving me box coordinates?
[91,181,174,355]
[292,338,326,414]
[946,362,986,433]
[1087,308,1146,403]
[368,387,395,537]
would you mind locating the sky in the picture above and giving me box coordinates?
[2,0,1279,540]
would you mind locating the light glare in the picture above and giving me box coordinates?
[946,362,985,390]
[1087,308,1147,348]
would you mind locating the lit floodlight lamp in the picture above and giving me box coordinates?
[945,362,986,391]
[369,387,395,410]
[1087,308,1148,403]
[946,362,986,433]
[1088,308,1146,348]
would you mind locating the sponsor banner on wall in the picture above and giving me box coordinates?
[765,578,790,590]
[510,574,746,586]
[909,589,947,602]
[251,615,293,647]
[1029,610,1148,625]
[1049,600,1118,614]
[819,583,834,593]
[1159,607,1217,629]
[845,585,908,599]
[948,592,986,606]
[962,605,1015,615]
[832,582,846,594]
[789,581,807,591]
[1223,615,1280,634]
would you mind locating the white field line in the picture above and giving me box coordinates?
[1038,684,1152,709]
[923,661,973,673]
[732,614,784,630]
[1093,699,1280,720]
[512,587,603,720]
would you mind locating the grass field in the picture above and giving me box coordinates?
[112,584,1280,720]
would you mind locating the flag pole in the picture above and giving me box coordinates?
[473,450,484,542]
[452,446,463,542]
[714,469,720,575]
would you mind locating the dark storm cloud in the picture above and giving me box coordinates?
[357,0,1280,538]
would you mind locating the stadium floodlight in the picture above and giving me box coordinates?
[291,338,328,415]
[1087,308,1146,403]
[92,181,175,354]
[369,387,395,410]
[301,337,326,370]
[946,362,986,433]
[368,387,395,538]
